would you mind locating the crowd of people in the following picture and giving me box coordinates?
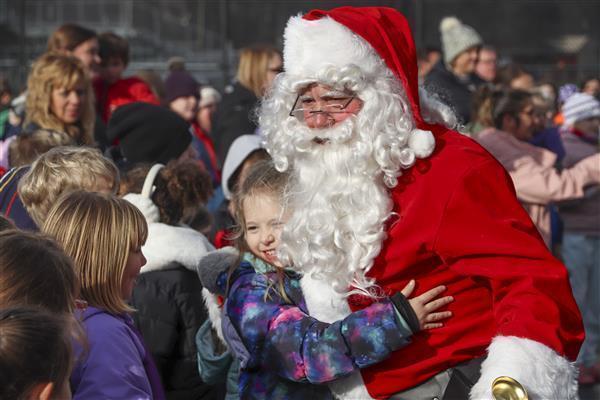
[0,5,598,400]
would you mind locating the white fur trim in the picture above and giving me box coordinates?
[140,222,214,273]
[284,15,383,81]
[409,129,435,158]
[300,274,375,400]
[470,336,578,400]
[123,193,160,223]
[202,288,227,346]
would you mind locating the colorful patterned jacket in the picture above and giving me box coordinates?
[219,256,415,399]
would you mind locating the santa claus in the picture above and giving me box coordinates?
[260,6,583,400]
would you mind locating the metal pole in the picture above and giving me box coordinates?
[414,0,424,48]
[18,0,26,91]
[220,0,230,88]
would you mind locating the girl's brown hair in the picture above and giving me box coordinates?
[237,45,281,97]
[0,230,78,314]
[25,52,95,145]
[47,23,96,53]
[42,191,147,315]
[121,160,213,225]
[0,307,74,400]
[232,160,290,300]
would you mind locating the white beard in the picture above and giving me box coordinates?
[279,117,393,297]
[279,120,392,399]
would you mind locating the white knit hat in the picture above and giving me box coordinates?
[221,134,263,200]
[562,92,600,127]
[440,16,482,65]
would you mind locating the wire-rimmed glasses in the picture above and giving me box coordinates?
[289,94,356,121]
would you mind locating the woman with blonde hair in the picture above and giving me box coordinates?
[213,44,282,163]
[42,191,165,400]
[24,52,95,145]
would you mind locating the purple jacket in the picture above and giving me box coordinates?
[71,306,165,400]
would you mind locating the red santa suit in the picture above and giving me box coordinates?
[278,7,584,400]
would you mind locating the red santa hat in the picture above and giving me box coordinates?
[284,7,434,158]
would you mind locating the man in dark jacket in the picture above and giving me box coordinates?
[424,16,485,126]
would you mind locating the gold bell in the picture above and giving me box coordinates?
[492,376,528,400]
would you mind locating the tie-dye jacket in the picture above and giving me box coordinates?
[219,258,414,399]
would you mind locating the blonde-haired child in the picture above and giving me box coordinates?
[43,191,165,399]
[16,146,118,228]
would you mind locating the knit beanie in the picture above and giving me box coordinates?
[440,16,482,65]
[562,92,600,127]
[107,102,192,164]
[164,70,200,104]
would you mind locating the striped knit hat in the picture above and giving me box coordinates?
[562,92,600,127]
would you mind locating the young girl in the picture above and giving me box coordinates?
[122,161,216,399]
[199,161,453,399]
[0,307,74,400]
[0,229,78,314]
[42,191,165,400]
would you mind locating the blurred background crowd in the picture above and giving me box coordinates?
[0,1,598,399]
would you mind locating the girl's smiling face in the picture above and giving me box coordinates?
[243,192,287,267]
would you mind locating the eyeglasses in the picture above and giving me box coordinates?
[289,94,356,120]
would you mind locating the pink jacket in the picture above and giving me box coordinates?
[476,127,600,246]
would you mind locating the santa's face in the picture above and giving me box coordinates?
[291,83,363,132]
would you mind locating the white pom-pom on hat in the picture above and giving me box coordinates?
[440,16,461,32]
[408,129,435,158]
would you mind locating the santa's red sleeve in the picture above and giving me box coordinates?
[433,157,583,399]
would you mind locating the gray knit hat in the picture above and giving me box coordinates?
[440,16,482,65]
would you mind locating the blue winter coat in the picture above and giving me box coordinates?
[220,259,414,399]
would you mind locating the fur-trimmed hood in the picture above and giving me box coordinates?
[124,193,214,273]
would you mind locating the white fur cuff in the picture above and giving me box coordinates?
[470,336,578,400]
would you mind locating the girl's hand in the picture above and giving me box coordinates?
[401,280,453,330]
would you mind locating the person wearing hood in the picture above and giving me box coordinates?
[209,134,269,247]
[123,161,218,399]
[425,16,486,126]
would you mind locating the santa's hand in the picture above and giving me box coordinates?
[401,280,453,330]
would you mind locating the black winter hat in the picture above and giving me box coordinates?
[107,102,192,164]
[164,70,200,104]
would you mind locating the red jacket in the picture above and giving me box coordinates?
[349,127,584,398]
[94,77,160,122]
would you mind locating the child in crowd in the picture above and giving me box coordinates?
[197,161,453,398]
[122,161,217,399]
[0,146,118,231]
[559,92,600,384]
[0,229,78,314]
[211,134,269,246]
[164,69,220,187]
[0,307,74,400]
[42,191,165,400]
[95,32,159,123]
